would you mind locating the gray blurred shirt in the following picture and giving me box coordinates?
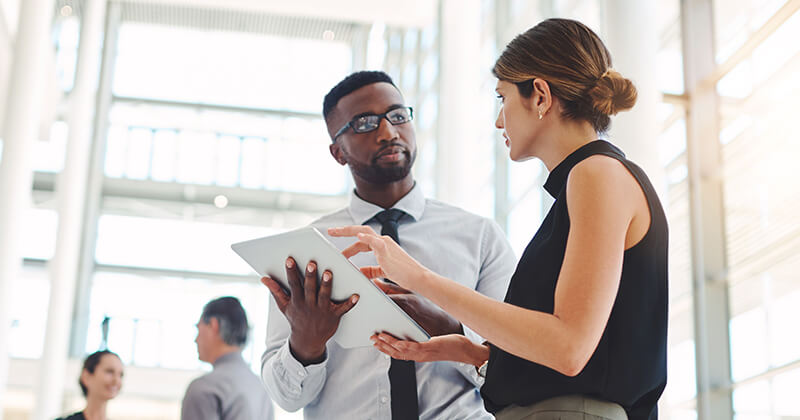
[261,185,516,419]
[182,352,274,420]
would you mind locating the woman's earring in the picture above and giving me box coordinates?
[538,109,543,120]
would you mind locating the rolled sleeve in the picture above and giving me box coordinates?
[262,340,328,412]
[261,297,329,412]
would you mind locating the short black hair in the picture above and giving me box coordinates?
[322,70,396,120]
[79,350,119,397]
[201,296,249,347]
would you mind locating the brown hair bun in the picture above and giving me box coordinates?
[588,69,637,116]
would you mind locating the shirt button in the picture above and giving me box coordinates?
[384,354,390,360]
[298,370,306,377]
[380,396,388,404]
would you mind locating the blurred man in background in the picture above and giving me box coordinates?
[183,296,274,420]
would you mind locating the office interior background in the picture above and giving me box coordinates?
[0,0,798,419]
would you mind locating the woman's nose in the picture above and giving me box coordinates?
[495,107,504,129]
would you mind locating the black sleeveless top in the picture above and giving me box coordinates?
[55,412,86,420]
[481,141,668,420]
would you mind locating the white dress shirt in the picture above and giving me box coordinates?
[261,184,516,419]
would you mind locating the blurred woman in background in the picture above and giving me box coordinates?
[56,350,123,420]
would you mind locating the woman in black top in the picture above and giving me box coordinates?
[56,350,124,420]
[330,18,667,420]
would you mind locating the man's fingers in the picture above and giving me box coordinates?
[317,270,333,306]
[333,294,360,317]
[261,276,289,312]
[341,241,372,259]
[328,225,376,238]
[285,257,304,304]
[371,279,393,293]
[304,261,318,306]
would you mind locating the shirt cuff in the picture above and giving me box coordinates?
[458,361,486,387]
[273,342,328,395]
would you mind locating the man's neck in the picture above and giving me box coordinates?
[353,176,415,210]
[207,347,241,366]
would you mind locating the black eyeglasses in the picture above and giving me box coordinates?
[332,106,414,143]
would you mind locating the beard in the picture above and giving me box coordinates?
[345,148,416,184]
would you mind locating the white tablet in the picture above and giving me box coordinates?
[231,226,430,348]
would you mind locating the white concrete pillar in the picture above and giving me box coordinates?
[436,0,482,208]
[0,0,55,415]
[603,0,665,196]
[33,0,107,418]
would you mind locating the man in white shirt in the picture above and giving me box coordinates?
[261,71,515,419]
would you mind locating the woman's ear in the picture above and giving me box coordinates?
[532,78,553,116]
[80,369,89,389]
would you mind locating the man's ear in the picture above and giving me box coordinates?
[209,317,220,335]
[330,143,347,166]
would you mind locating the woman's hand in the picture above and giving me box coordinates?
[328,225,430,291]
[370,333,490,367]
[373,279,462,337]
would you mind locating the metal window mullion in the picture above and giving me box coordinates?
[69,1,121,358]
[681,0,734,418]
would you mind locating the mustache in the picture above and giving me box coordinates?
[373,142,408,159]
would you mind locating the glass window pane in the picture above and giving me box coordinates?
[733,380,771,417]
[85,271,269,372]
[34,121,68,173]
[507,189,543,257]
[730,305,769,381]
[95,214,275,273]
[240,137,265,189]
[104,125,128,178]
[150,129,178,182]
[774,368,800,416]
[657,1,684,93]
[21,208,57,260]
[713,0,787,64]
[9,266,49,359]
[769,290,800,366]
[126,128,153,180]
[216,135,241,187]
[176,130,215,185]
[113,24,352,113]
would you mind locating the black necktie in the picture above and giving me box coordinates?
[371,209,419,419]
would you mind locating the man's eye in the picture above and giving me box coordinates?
[355,117,372,129]
[388,111,408,122]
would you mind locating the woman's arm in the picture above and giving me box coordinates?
[331,156,644,375]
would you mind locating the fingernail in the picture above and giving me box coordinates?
[352,295,359,303]
[286,258,294,268]
[307,262,316,272]
[322,272,331,282]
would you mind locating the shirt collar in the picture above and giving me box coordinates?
[213,351,243,368]
[543,140,624,198]
[347,183,425,225]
